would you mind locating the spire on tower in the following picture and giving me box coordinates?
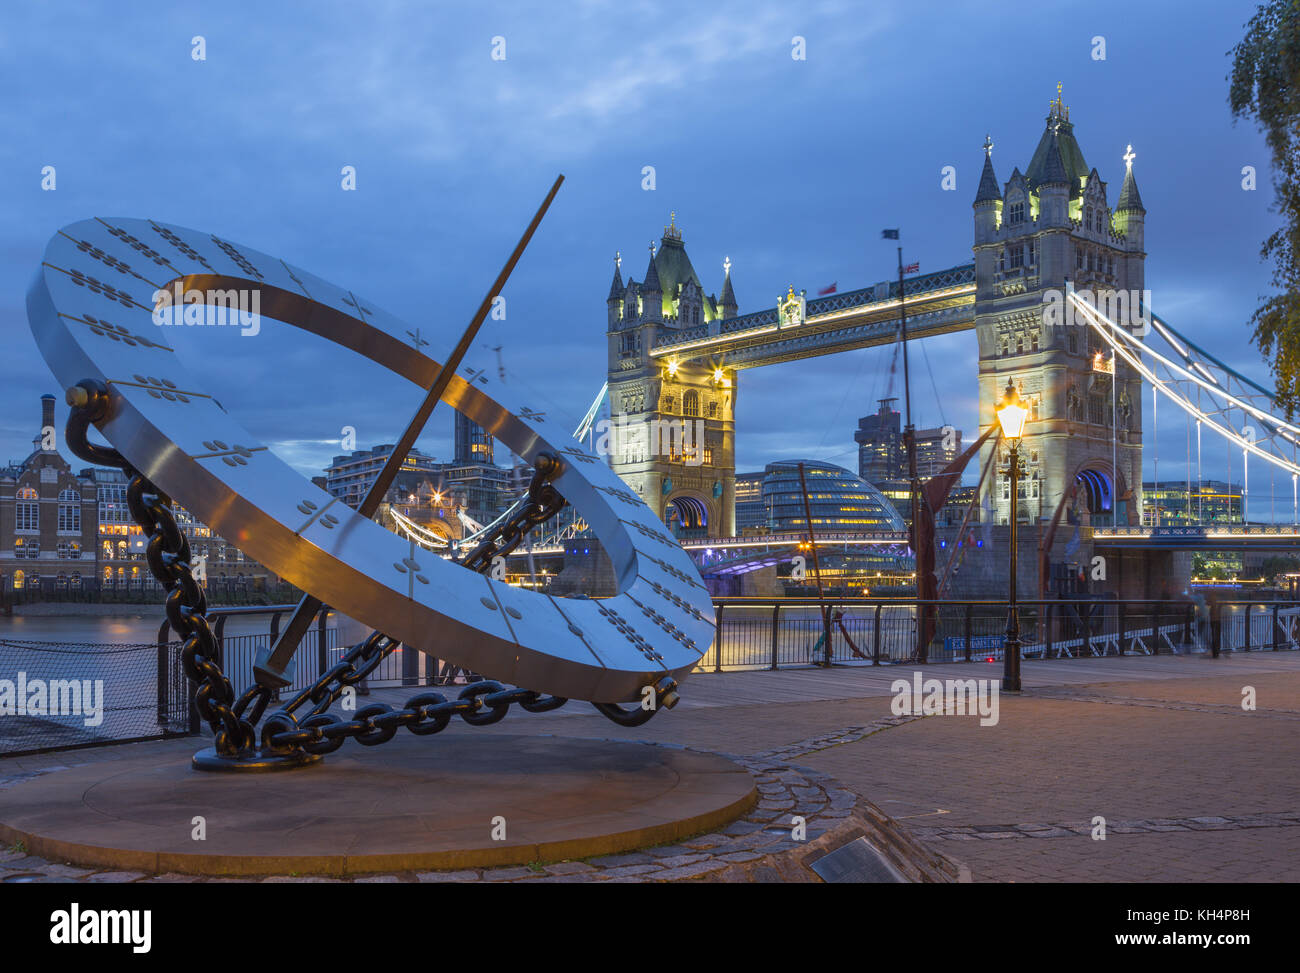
[720,255,737,311]
[1116,144,1145,213]
[607,250,624,302]
[643,243,662,293]
[663,211,681,241]
[974,135,1001,204]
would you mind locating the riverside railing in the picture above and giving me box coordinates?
[701,598,1300,671]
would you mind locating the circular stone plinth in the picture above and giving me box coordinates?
[0,735,756,876]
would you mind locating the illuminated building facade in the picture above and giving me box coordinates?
[606,214,738,537]
[1141,480,1244,526]
[2,395,279,594]
[760,460,905,533]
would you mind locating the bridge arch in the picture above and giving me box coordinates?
[1071,460,1136,527]
[665,491,712,539]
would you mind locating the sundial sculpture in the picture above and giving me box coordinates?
[26,178,716,770]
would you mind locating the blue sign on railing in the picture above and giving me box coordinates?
[943,635,1005,654]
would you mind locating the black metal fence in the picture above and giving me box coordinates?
[702,598,1300,671]
[0,636,192,756]
[2,604,488,758]
[8,596,1298,757]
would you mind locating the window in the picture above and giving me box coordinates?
[707,401,718,419]
[1076,249,1084,270]
[1008,201,1025,224]
[15,487,38,531]
[11,569,23,590]
[1009,246,1024,269]
[703,446,714,466]
[58,488,81,532]
[660,396,675,414]
[683,390,700,417]
[1068,332,1078,354]
[70,572,81,589]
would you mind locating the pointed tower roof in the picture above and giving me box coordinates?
[1026,86,1088,197]
[720,255,737,308]
[642,242,662,294]
[974,134,1001,204]
[1040,135,1070,187]
[607,252,624,302]
[644,213,718,320]
[1116,144,1145,212]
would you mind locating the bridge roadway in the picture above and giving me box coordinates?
[1093,525,1300,551]
[647,263,976,368]
[504,524,1300,575]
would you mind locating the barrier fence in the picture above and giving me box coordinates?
[702,598,1300,671]
[5,598,1298,757]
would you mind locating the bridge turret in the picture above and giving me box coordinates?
[973,135,1002,245]
[640,244,663,325]
[606,252,624,329]
[1114,146,1145,252]
[719,256,737,320]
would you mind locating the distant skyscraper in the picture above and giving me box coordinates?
[854,398,960,484]
[454,410,494,465]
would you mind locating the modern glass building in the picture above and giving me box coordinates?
[733,471,767,533]
[760,460,906,533]
[1141,480,1244,526]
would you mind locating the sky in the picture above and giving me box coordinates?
[0,0,1286,511]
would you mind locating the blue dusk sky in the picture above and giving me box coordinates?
[0,0,1285,506]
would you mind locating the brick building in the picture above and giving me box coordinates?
[2,394,280,597]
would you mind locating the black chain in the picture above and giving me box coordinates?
[457,451,567,573]
[66,381,255,757]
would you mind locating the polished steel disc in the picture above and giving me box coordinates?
[27,218,715,702]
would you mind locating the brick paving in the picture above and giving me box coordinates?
[2,653,1297,882]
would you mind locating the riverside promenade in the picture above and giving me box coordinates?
[2,652,1298,882]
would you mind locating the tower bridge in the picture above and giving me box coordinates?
[606,90,1151,545]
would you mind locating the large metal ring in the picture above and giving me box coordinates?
[28,218,714,703]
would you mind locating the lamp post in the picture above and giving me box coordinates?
[997,382,1028,692]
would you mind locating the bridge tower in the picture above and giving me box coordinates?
[973,91,1147,528]
[605,215,737,538]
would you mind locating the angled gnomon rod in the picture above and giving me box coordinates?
[253,174,566,690]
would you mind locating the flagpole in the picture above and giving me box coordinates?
[898,245,919,577]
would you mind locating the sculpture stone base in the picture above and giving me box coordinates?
[0,734,756,876]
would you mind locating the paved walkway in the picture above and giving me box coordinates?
[2,652,1297,881]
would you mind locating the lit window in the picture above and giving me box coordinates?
[15,487,38,531]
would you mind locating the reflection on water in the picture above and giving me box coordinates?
[0,612,286,646]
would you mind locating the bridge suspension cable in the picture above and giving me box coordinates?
[1069,294,1300,485]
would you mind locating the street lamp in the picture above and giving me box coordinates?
[996,382,1028,692]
